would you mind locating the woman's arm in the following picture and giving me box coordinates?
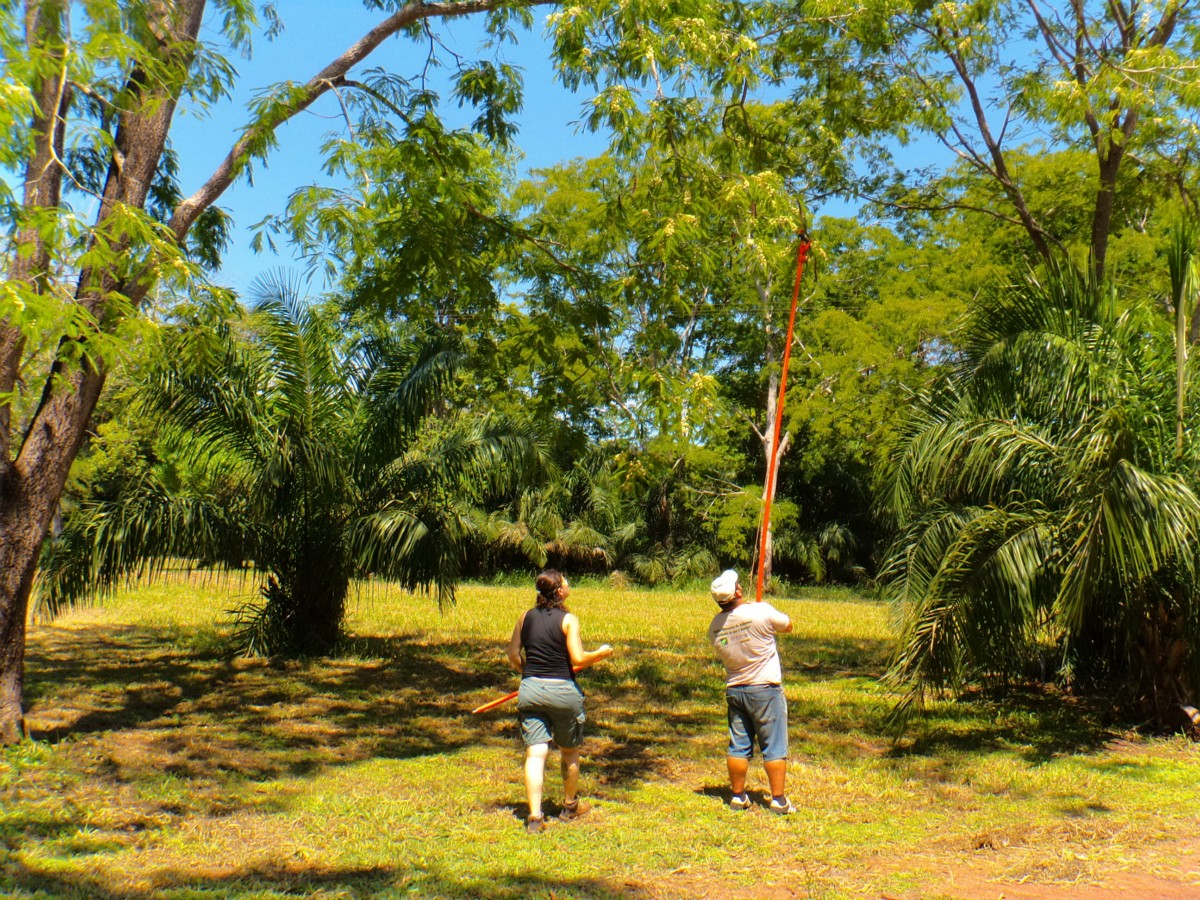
[562,613,614,670]
[506,611,528,673]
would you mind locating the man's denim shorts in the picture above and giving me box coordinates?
[517,677,586,748]
[726,683,788,761]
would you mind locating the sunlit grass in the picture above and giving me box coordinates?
[1,571,1198,898]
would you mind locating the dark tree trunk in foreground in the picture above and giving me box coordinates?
[0,0,206,744]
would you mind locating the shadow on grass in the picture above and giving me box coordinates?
[887,686,1119,764]
[1,857,644,899]
[10,622,698,894]
[694,783,771,809]
[21,624,715,794]
[787,633,891,679]
[20,615,1132,836]
[25,624,572,763]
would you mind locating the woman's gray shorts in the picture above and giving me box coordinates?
[517,677,586,748]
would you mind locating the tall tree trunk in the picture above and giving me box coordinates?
[0,0,75,744]
[0,0,207,744]
[1090,143,1127,284]
[1130,590,1197,729]
[758,367,793,594]
[754,276,792,596]
[1078,0,1178,283]
[0,365,105,742]
[760,367,780,589]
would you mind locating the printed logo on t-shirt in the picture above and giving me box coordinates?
[718,620,754,643]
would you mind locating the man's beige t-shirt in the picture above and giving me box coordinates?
[708,602,791,686]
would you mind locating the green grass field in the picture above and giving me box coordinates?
[3,573,1200,899]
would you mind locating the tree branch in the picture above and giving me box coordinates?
[2,0,71,468]
[935,20,1052,260]
[168,0,556,242]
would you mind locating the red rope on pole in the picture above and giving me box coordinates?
[755,239,811,602]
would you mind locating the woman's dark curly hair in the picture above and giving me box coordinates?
[534,569,568,611]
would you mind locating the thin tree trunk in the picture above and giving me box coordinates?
[760,368,779,589]
[1090,142,1128,284]
[1177,292,1188,459]
[758,368,792,594]
[754,275,791,595]
[1175,250,1190,459]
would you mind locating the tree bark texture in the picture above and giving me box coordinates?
[757,368,791,595]
[754,274,793,597]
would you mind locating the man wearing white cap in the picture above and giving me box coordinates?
[707,569,795,814]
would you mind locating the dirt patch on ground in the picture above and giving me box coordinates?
[917,834,1200,899]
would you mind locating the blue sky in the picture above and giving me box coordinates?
[170,3,917,296]
[173,3,608,293]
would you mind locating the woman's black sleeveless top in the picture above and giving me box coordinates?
[521,607,574,680]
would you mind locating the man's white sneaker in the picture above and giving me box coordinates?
[729,794,751,810]
[768,797,796,815]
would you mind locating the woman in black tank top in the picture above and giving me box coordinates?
[505,569,615,834]
[520,604,574,680]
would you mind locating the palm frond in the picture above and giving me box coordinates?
[38,476,253,617]
[884,504,1054,709]
[880,252,1200,729]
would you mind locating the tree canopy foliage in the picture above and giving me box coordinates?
[0,0,553,743]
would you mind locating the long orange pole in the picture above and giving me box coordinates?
[472,689,519,715]
[755,239,811,602]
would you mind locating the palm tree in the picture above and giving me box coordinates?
[881,258,1200,729]
[40,276,546,655]
[475,445,628,575]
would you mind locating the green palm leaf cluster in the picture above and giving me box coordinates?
[475,446,627,573]
[881,258,1200,729]
[40,278,546,655]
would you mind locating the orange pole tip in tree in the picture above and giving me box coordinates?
[755,238,812,602]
